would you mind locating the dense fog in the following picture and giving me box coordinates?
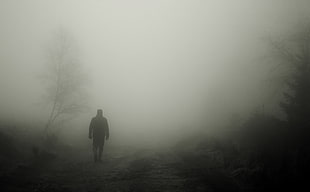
[1,0,309,147]
[2,0,310,191]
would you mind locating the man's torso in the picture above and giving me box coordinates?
[92,116,108,143]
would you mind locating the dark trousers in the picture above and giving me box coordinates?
[93,143,104,162]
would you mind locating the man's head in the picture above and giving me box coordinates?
[97,109,103,116]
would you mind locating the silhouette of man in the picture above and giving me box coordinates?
[89,109,109,162]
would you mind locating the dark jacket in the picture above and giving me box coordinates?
[89,116,109,146]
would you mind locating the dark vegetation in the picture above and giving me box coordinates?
[1,25,310,192]
[173,25,310,191]
[174,24,310,191]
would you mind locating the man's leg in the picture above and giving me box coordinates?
[93,145,98,162]
[98,145,103,162]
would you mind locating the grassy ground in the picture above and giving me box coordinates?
[0,143,242,192]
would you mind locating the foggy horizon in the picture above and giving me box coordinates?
[1,0,310,146]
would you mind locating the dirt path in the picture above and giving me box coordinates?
[2,147,194,192]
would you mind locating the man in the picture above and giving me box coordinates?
[89,109,109,162]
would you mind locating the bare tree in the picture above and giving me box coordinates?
[41,30,88,137]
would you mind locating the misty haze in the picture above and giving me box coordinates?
[1,0,310,191]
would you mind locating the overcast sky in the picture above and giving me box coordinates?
[1,0,310,145]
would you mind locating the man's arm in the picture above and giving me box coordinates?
[105,119,109,140]
[89,118,93,139]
